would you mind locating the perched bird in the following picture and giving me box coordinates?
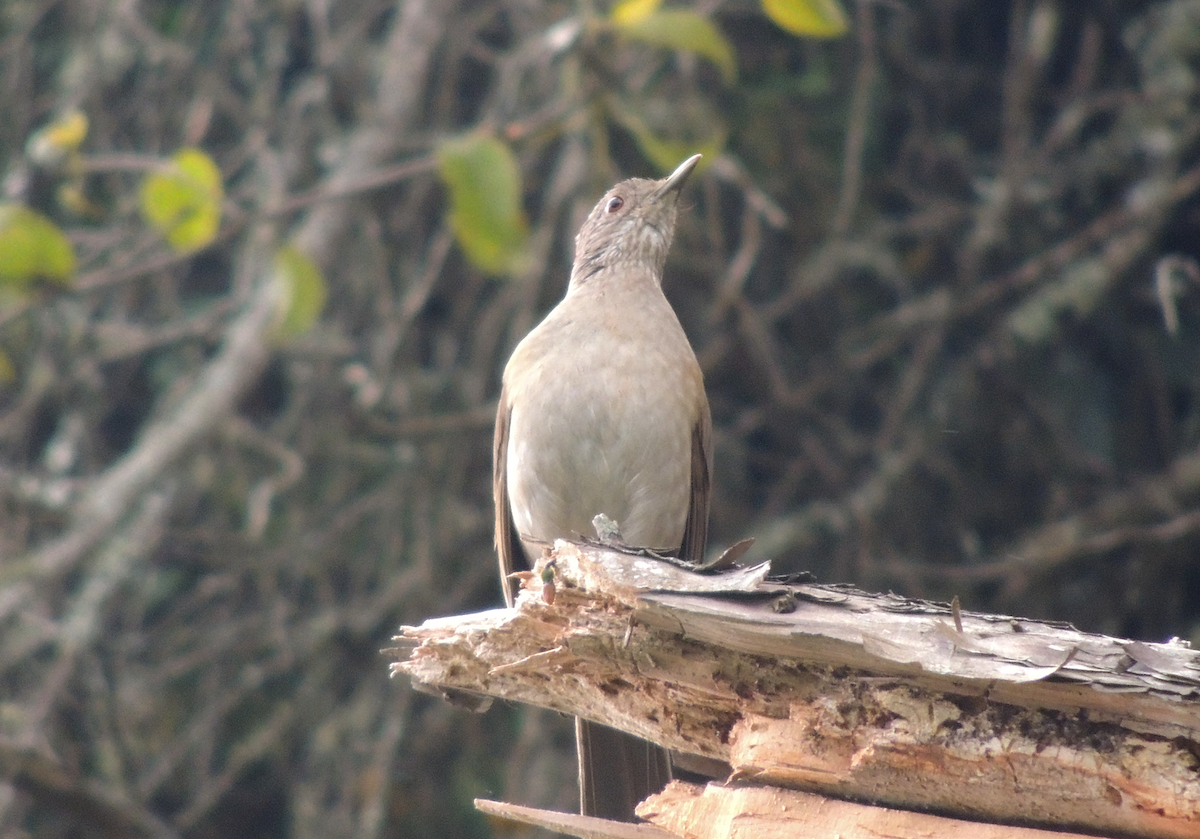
[493,154,711,821]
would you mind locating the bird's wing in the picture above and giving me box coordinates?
[493,386,527,607]
[678,401,712,565]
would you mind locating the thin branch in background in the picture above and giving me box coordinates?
[709,198,763,324]
[19,260,278,580]
[26,486,174,732]
[830,0,878,239]
[266,154,438,217]
[222,416,305,541]
[0,740,180,839]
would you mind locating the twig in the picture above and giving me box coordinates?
[830,0,878,239]
[29,485,174,731]
[19,253,278,579]
[0,738,180,839]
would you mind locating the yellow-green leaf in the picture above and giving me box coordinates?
[634,131,724,177]
[0,350,14,385]
[611,0,661,25]
[436,134,530,276]
[608,105,725,176]
[614,10,737,85]
[271,245,327,339]
[26,110,89,166]
[139,147,223,253]
[762,0,848,38]
[0,204,76,292]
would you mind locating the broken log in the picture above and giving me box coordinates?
[390,540,1200,839]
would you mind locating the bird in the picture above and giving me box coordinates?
[493,153,711,821]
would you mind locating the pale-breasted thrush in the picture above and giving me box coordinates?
[494,154,711,821]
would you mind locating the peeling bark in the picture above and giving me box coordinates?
[392,539,1200,838]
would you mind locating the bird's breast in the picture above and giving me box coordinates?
[503,295,702,550]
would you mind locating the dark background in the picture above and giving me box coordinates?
[3,1,1200,837]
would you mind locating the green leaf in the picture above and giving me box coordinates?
[436,134,530,276]
[635,131,724,177]
[272,245,327,339]
[139,147,223,253]
[611,0,662,25]
[608,105,725,176]
[0,204,76,292]
[614,10,737,85]
[761,0,849,38]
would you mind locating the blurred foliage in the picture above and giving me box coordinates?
[761,0,849,37]
[437,133,531,276]
[611,4,739,84]
[138,147,223,253]
[0,204,76,292]
[2,1,1200,838]
[272,245,328,339]
[25,109,88,167]
[606,100,726,175]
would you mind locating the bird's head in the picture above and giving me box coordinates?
[569,154,701,288]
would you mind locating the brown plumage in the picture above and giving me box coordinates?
[493,154,710,821]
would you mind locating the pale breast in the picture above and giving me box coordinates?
[504,286,703,552]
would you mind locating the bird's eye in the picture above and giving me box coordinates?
[605,196,624,213]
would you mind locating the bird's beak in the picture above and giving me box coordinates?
[654,154,702,199]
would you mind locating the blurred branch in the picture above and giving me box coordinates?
[28,484,174,729]
[17,258,279,579]
[267,154,438,217]
[889,444,1200,594]
[223,416,304,541]
[292,0,453,264]
[830,0,878,239]
[0,739,180,839]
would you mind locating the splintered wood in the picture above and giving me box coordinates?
[636,782,1109,839]
[391,539,1200,839]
